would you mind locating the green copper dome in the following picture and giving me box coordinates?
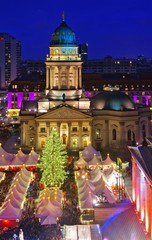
[90,91,136,111]
[51,18,77,46]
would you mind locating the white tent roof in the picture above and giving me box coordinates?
[79,194,94,209]
[30,149,39,159]
[0,146,39,167]
[77,180,95,194]
[103,186,116,204]
[11,155,24,166]
[91,170,103,183]
[17,148,27,158]
[0,201,21,220]
[81,144,101,162]
[79,190,96,202]
[102,154,114,165]
[91,176,105,195]
[5,195,22,209]
[40,215,57,225]
[88,154,102,166]
[0,154,11,166]
[90,165,101,178]
[37,201,62,218]
[74,155,88,167]
[0,167,32,220]
[24,152,39,166]
[0,144,14,162]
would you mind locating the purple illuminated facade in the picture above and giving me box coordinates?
[7,80,45,122]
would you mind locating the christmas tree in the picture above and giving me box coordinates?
[40,129,68,188]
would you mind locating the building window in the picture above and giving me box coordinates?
[127,130,132,141]
[41,139,46,148]
[83,127,88,132]
[83,138,87,147]
[96,128,101,139]
[112,129,117,140]
[40,128,46,133]
[72,138,78,147]
[62,134,67,145]
[72,127,77,132]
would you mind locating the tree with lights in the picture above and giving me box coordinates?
[40,129,68,188]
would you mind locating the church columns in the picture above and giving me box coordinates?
[78,66,82,88]
[46,67,50,89]
[58,66,61,89]
[135,121,139,144]
[68,122,71,148]
[56,122,61,138]
[75,66,78,89]
[79,122,82,149]
[49,67,53,90]
[67,66,70,89]
[46,123,50,138]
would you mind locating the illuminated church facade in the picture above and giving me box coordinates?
[20,15,152,158]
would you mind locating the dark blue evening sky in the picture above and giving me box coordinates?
[1,0,152,60]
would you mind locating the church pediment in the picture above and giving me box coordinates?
[36,106,93,120]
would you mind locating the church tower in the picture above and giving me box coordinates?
[45,13,83,101]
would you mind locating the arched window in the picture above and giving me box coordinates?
[112,129,116,140]
[127,130,132,141]
[62,134,67,145]
[96,128,101,139]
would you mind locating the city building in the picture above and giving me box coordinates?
[19,15,152,160]
[78,43,88,61]
[83,56,137,74]
[7,80,45,123]
[0,33,21,89]
[21,60,45,77]
[83,73,152,106]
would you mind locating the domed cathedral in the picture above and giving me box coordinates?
[44,12,86,104]
[90,90,151,159]
[20,13,92,152]
[20,15,152,160]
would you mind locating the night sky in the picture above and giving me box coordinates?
[1,0,152,60]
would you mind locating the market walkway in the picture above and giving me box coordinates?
[100,204,150,240]
[99,175,150,240]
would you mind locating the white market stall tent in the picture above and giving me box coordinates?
[36,187,63,225]
[0,167,33,220]
[0,145,40,169]
[81,144,102,162]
